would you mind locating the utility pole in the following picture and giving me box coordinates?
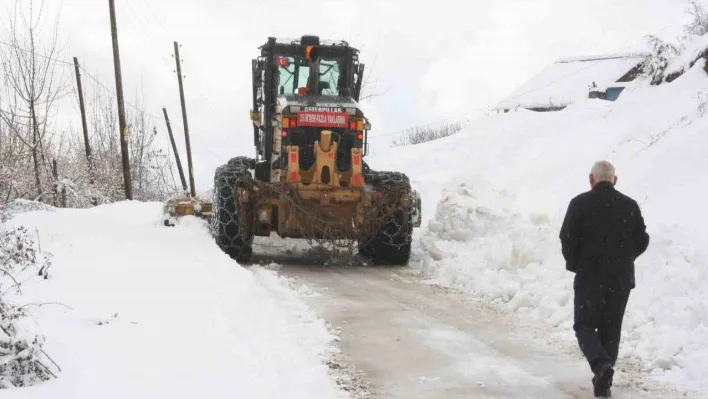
[52,160,58,207]
[109,0,133,200]
[73,57,92,176]
[162,108,188,192]
[173,41,196,197]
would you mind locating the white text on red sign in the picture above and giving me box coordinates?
[297,112,349,128]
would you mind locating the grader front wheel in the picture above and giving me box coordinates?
[359,171,414,266]
[212,161,255,263]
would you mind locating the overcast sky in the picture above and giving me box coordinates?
[0,0,691,190]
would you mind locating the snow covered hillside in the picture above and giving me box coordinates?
[369,57,708,392]
[1,202,346,398]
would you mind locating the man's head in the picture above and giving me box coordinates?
[589,160,617,188]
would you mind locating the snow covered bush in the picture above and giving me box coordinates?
[0,304,55,389]
[391,122,464,147]
[0,225,56,389]
[682,1,708,40]
[0,226,50,278]
[643,35,679,85]
[699,90,708,115]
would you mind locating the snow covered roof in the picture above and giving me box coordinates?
[555,52,650,63]
[274,37,350,47]
[495,52,649,111]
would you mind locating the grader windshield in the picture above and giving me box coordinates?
[276,55,343,96]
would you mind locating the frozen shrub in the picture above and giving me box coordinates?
[643,35,680,85]
[0,225,56,389]
[391,122,464,147]
[682,1,708,40]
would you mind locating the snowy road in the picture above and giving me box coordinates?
[257,247,688,399]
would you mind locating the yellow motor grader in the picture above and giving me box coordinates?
[211,35,421,264]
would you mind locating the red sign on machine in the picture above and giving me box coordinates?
[297,112,349,128]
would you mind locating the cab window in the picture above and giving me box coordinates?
[276,56,343,96]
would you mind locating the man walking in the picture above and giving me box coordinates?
[560,161,650,398]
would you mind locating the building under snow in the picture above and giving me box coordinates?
[494,52,649,113]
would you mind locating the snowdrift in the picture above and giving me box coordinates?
[369,59,708,391]
[1,201,345,398]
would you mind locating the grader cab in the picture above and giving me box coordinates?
[211,35,421,264]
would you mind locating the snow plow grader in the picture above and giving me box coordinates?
[211,36,421,265]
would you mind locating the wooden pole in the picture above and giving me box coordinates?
[73,57,93,177]
[52,160,58,207]
[162,108,188,192]
[109,0,133,200]
[173,41,196,197]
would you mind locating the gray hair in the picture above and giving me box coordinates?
[591,161,616,182]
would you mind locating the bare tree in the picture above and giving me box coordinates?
[126,99,177,201]
[358,49,390,101]
[0,1,176,208]
[682,0,708,40]
[0,0,67,201]
[58,85,178,205]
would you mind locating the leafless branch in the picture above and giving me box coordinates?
[0,268,22,295]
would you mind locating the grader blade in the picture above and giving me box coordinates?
[163,196,213,227]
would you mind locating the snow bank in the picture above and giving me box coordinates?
[369,59,708,392]
[0,200,55,223]
[1,201,346,399]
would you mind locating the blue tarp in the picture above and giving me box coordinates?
[606,87,626,101]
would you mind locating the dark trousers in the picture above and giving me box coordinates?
[573,276,631,373]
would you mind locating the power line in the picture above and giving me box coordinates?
[138,0,168,36]
[0,38,73,66]
[123,0,150,28]
[120,0,171,65]
[0,39,160,119]
[0,40,159,119]
[78,66,160,120]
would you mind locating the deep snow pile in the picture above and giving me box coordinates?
[1,201,347,398]
[369,59,708,391]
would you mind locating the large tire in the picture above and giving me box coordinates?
[360,171,413,266]
[358,239,375,258]
[211,162,254,263]
[227,156,255,170]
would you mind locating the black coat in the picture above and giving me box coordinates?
[560,182,650,289]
